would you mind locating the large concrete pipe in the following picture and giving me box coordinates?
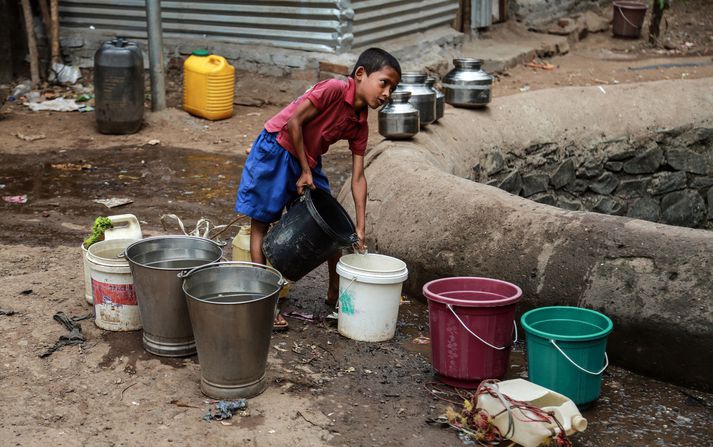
[339,78,713,391]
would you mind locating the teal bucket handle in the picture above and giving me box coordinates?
[335,276,357,310]
[549,339,609,375]
[447,303,518,351]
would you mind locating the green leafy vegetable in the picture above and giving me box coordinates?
[83,217,113,248]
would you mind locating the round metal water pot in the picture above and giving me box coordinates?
[396,72,436,127]
[442,58,493,108]
[124,235,224,357]
[425,76,445,122]
[180,262,284,399]
[378,91,419,140]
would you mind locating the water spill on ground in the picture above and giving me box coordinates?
[0,145,353,247]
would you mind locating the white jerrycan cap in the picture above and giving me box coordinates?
[104,214,143,241]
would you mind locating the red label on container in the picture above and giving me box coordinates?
[92,280,137,306]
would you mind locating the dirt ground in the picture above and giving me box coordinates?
[2,2,713,446]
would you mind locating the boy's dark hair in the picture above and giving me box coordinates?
[349,48,401,78]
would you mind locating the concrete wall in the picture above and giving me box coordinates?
[338,78,713,391]
[511,0,609,26]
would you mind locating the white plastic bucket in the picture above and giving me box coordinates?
[81,214,142,304]
[336,253,408,342]
[87,238,141,331]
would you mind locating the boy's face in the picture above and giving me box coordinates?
[354,66,401,110]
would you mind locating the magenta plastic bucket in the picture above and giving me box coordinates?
[423,277,522,388]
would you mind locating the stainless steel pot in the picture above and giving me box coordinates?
[442,58,493,108]
[180,261,284,399]
[395,72,436,127]
[425,76,445,122]
[378,91,419,140]
[123,235,224,357]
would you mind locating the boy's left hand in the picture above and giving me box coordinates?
[296,171,315,195]
[354,228,367,253]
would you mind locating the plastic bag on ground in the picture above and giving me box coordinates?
[26,98,80,112]
[49,62,82,85]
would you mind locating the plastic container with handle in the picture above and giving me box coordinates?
[81,214,143,304]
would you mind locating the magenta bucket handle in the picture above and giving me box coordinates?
[446,303,518,350]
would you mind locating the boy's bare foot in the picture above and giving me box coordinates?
[245,146,251,155]
[273,313,289,331]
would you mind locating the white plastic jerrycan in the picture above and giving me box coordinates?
[476,379,587,447]
[81,214,143,304]
[103,214,142,241]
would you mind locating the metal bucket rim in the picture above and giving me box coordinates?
[181,261,284,305]
[124,235,224,271]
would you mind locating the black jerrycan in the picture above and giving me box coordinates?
[94,38,144,134]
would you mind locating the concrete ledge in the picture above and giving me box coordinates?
[338,78,713,391]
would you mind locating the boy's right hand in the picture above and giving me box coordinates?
[296,170,315,195]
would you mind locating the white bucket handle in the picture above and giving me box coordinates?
[446,303,518,351]
[549,339,609,375]
[335,276,358,310]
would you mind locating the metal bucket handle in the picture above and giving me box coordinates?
[549,339,609,375]
[177,261,287,287]
[118,237,227,259]
[447,303,518,351]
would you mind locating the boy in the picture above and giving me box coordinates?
[235,48,401,330]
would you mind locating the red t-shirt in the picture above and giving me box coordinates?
[264,77,368,169]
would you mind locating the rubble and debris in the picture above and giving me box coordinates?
[526,60,556,70]
[285,310,315,322]
[431,380,578,447]
[15,132,46,141]
[39,312,93,358]
[203,399,248,421]
[93,198,134,208]
[412,336,431,345]
[51,162,92,171]
[0,309,17,316]
[49,62,82,85]
[3,195,28,204]
[11,81,32,99]
[26,97,80,112]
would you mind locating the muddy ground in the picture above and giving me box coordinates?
[2,3,713,446]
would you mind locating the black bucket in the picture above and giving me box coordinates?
[263,188,358,281]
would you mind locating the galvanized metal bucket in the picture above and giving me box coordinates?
[179,261,284,399]
[123,236,224,357]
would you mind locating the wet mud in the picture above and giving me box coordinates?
[1,145,712,446]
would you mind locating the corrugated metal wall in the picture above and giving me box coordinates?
[58,0,458,53]
[470,0,492,28]
[59,0,355,53]
[351,0,458,48]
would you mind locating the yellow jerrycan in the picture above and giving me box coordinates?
[183,50,235,120]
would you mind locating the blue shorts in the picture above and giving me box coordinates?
[235,129,330,223]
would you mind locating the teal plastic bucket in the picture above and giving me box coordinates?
[521,306,613,408]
